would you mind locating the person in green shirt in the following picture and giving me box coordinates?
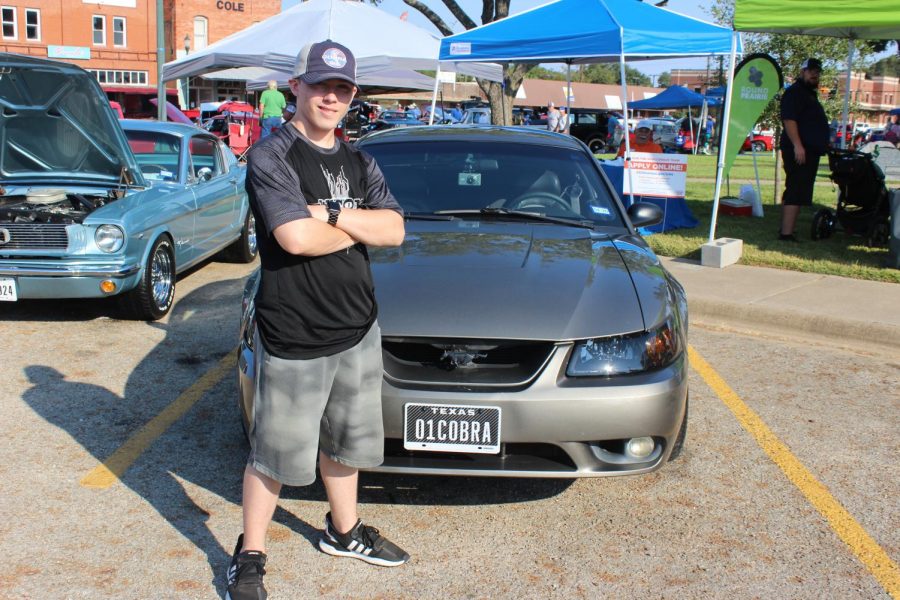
[259,80,286,138]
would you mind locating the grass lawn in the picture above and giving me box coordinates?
[595,152,899,284]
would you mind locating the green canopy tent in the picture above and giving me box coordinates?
[706,0,900,243]
[733,0,900,150]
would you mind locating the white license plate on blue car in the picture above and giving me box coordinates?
[404,403,500,454]
[0,277,17,301]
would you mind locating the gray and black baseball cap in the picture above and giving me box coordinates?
[293,40,357,87]
[800,57,822,71]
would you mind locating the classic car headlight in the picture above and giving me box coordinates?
[567,318,682,377]
[95,225,125,253]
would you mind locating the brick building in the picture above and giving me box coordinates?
[0,0,278,115]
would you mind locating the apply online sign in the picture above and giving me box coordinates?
[623,152,688,198]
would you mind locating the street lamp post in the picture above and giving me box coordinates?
[183,34,191,111]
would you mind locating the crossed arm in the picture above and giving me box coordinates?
[273,206,404,256]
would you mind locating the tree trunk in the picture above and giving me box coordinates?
[477,62,531,126]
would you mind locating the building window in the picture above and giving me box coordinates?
[113,16,126,47]
[24,8,38,40]
[92,15,105,45]
[193,16,208,50]
[2,6,16,39]
[88,69,148,87]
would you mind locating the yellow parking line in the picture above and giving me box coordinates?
[688,345,900,599]
[80,348,237,490]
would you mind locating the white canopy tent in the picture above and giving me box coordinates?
[162,0,500,82]
[200,66,436,95]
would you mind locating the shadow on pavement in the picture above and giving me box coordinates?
[21,275,572,597]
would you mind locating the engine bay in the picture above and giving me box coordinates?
[0,188,115,224]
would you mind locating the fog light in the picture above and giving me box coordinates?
[100,280,117,294]
[625,437,654,459]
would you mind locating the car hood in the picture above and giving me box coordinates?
[0,53,145,187]
[370,222,670,341]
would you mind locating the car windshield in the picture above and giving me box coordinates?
[364,140,625,229]
[124,130,181,182]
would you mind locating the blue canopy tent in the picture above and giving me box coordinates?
[437,0,738,231]
[437,0,738,200]
[629,86,708,110]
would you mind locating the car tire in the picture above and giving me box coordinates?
[751,141,767,153]
[223,210,258,263]
[668,396,688,462]
[120,235,176,321]
[587,137,605,154]
[810,209,834,241]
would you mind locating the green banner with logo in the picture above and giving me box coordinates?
[723,53,783,176]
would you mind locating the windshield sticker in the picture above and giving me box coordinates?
[458,173,481,186]
[591,206,610,215]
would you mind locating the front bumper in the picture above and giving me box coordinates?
[237,341,688,478]
[0,259,141,299]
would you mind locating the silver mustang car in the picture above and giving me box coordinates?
[238,126,688,478]
[0,53,256,320]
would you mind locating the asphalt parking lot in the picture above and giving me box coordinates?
[1,258,897,599]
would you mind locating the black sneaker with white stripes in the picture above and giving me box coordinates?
[225,534,267,600]
[318,512,410,567]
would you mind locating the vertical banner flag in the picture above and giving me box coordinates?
[722,53,783,176]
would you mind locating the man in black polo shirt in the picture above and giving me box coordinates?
[225,40,408,600]
[779,57,830,242]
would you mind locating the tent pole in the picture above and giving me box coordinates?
[429,64,441,125]
[619,32,635,206]
[565,59,572,118]
[708,31,739,243]
[840,41,854,150]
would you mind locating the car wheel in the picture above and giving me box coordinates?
[120,235,176,320]
[751,141,766,153]
[668,396,688,462]
[224,210,258,263]
[810,209,834,241]
[587,137,605,154]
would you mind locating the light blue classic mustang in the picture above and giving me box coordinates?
[0,53,256,320]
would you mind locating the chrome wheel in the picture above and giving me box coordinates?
[150,241,175,311]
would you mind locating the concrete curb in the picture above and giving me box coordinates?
[688,297,900,356]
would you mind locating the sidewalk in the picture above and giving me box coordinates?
[660,257,900,356]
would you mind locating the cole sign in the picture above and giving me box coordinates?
[216,0,244,11]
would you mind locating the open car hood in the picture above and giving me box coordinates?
[0,53,145,187]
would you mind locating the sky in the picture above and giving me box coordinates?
[280,0,720,79]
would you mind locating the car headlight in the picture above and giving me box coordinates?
[567,318,682,377]
[95,225,125,253]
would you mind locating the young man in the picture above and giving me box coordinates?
[226,40,407,600]
[778,57,829,242]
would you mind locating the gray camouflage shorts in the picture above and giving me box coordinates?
[248,323,384,486]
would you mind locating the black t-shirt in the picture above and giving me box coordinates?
[245,125,402,359]
[780,80,830,156]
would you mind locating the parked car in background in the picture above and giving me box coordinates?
[368,110,427,132]
[238,125,689,478]
[0,54,257,320]
[641,116,679,151]
[566,108,617,154]
[459,106,492,125]
[741,131,775,153]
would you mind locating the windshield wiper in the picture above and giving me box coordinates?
[435,208,596,229]
[404,212,458,221]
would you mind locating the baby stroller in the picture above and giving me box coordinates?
[811,149,891,246]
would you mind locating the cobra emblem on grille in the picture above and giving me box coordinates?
[0,228,10,245]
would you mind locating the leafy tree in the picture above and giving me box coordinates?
[868,55,899,78]
[525,66,566,81]
[657,71,671,88]
[576,64,651,86]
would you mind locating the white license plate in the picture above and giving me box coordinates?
[0,277,17,301]
[403,403,500,454]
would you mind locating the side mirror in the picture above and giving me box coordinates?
[627,201,663,228]
[197,167,214,182]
